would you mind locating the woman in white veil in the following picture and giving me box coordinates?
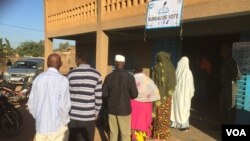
[171,56,195,131]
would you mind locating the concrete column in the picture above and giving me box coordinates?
[44,0,53,70]
[96,0,109,79]
[96,30,109,80]
[44,38,53,70]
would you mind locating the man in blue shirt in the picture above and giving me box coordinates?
[28,53,71,141]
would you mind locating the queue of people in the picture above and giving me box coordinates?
[27,51,195,141]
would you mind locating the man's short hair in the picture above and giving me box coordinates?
[76,51,90,62]
[133,63,143,73]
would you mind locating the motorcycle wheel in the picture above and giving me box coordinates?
[3,100,23,125]
[0,113,20,137]
[9,108,22,125]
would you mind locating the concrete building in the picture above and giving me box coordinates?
[44,0,250,76]
[44,0,250,121]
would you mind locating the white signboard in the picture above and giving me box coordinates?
[233,42,250,74]
[146,0,183,29]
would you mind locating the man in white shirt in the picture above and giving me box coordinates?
[28,53,71,141]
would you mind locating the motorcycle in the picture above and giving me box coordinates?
[0,76,31,102]
[0,93,21,137]
[0,93,22,125]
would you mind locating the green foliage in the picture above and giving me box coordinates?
[0,38,15,72]
[16,40,44,57]
[58,42,70,51]
[4,38,15,56]
[0,38,15,57]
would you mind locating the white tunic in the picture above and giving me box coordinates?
[171,57,195,127]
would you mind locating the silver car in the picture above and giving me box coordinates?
[3,58,44,84]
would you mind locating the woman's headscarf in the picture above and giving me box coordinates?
[152,51,176,103]
[134,73,160,102]
[176,56,190,80]
[171,56,195,124]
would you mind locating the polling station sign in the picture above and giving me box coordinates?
[146,0,183,29]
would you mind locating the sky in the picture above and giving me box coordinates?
[0,0,75,49]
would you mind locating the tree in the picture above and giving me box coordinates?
[0,38,15,57]
[58,42,70,51]
[0,38,15,72]
[0,38,3,57]
[16,40,44,57]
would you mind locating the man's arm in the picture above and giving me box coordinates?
[102,76,109,98]
[59,77,71,125]
[27,80,37,118]
[95,77,102,118]
[129,75,138,99]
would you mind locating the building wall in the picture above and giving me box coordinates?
[44,0,250,77]
[108,38,180,76]
[108,40,152,68]
[109,40,152,76]
[45,0,250,37]
[45,0,97,37]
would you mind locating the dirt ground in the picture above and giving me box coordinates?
[0,102,221,141]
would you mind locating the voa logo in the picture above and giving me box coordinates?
[226,129,246,136]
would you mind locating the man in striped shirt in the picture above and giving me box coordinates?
[68,51,102,141]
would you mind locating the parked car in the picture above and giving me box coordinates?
[2,58,44,84]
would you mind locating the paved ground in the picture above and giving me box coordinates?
[0,103,221,141]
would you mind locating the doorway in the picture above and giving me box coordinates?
[181,34,240,121]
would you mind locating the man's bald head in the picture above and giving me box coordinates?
[47,53,62,70]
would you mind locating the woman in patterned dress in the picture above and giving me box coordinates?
[151,51,177,140]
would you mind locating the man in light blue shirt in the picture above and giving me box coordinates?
[28,53,71,141]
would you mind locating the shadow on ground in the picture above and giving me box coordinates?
[0,99,226,141]
[0,102,35,141]
[189,97,221,141]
